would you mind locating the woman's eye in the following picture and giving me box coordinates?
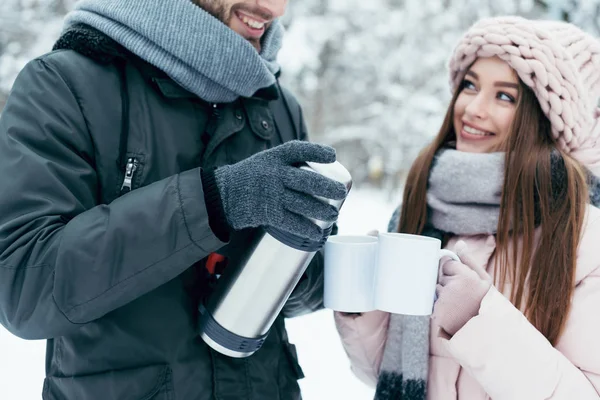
[461,79,476,91]
[498,92,515,102]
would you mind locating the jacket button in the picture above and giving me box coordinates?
[235,111,243,120]
[261,120,269,130]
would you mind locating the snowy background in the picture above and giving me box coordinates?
[2,0,600,188]
[1,0,600,399]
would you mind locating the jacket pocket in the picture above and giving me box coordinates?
[283,343,305,380]
[221,102,274,165]
[42,364,173,400]
[277,342,304,399]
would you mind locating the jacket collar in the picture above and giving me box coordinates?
[53,23,279,102]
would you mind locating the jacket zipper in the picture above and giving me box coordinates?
[199,103,221,160]
[120,157,139,195]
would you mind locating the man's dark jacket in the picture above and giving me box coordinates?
[0,25,324,400]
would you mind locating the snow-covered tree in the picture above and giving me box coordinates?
[0,0,75,109]
[279,0,557,191]
[1,0,600,189]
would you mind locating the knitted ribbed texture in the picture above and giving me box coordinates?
[375,315,430,400]
[200,168,230,242]
[427,150,504,235]
[448,16,600,154]
[213,141,347,242]
[431,260,491,336]
[64,0,283,103]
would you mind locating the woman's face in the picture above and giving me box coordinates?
[453,57,520,153]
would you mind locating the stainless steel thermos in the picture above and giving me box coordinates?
[198,161,352,358]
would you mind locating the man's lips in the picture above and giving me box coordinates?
[236,10,269,25]
[234,10,268,38]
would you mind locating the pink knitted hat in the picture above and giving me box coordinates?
[448,16,600,173]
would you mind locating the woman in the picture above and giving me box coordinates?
[335,16,600,400]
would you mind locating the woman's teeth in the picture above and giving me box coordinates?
[464,125,491,136]
[241,15,265,29]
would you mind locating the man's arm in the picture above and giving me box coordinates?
[0,58,225,340]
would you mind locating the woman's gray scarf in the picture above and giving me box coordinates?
[374,149,503,400]
[374,148,600,399]
[427,150,504,235]
[64,0,284,103]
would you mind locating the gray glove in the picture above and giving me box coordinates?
[214,141,348,242]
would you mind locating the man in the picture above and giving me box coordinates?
[0,0,347,398]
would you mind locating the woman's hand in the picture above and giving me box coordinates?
[432,241,492,336]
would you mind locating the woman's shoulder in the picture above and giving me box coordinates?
[575,204,600,282]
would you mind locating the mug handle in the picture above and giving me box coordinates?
[433,250,461,303]
[439,249,461,263]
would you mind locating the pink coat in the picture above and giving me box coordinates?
[335,205,600,399]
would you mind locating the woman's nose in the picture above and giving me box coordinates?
[464,94,489,120]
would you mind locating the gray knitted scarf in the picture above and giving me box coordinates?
[427,150,504,235]
[64,0,284,103]
[374,149,503,400]
[375,149,600,399]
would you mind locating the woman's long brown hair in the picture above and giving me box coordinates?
[398,72,588,345]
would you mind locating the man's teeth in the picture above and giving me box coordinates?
[242,16,265,29]
[464,125,491,136]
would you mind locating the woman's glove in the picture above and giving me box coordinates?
[431,241,493,336]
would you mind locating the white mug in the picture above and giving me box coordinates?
[323,233,459,315]
[323,235,378,313]
[374,233,459,315]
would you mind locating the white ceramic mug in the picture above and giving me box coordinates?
[374,233,459,315]
[323,235,378,313]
